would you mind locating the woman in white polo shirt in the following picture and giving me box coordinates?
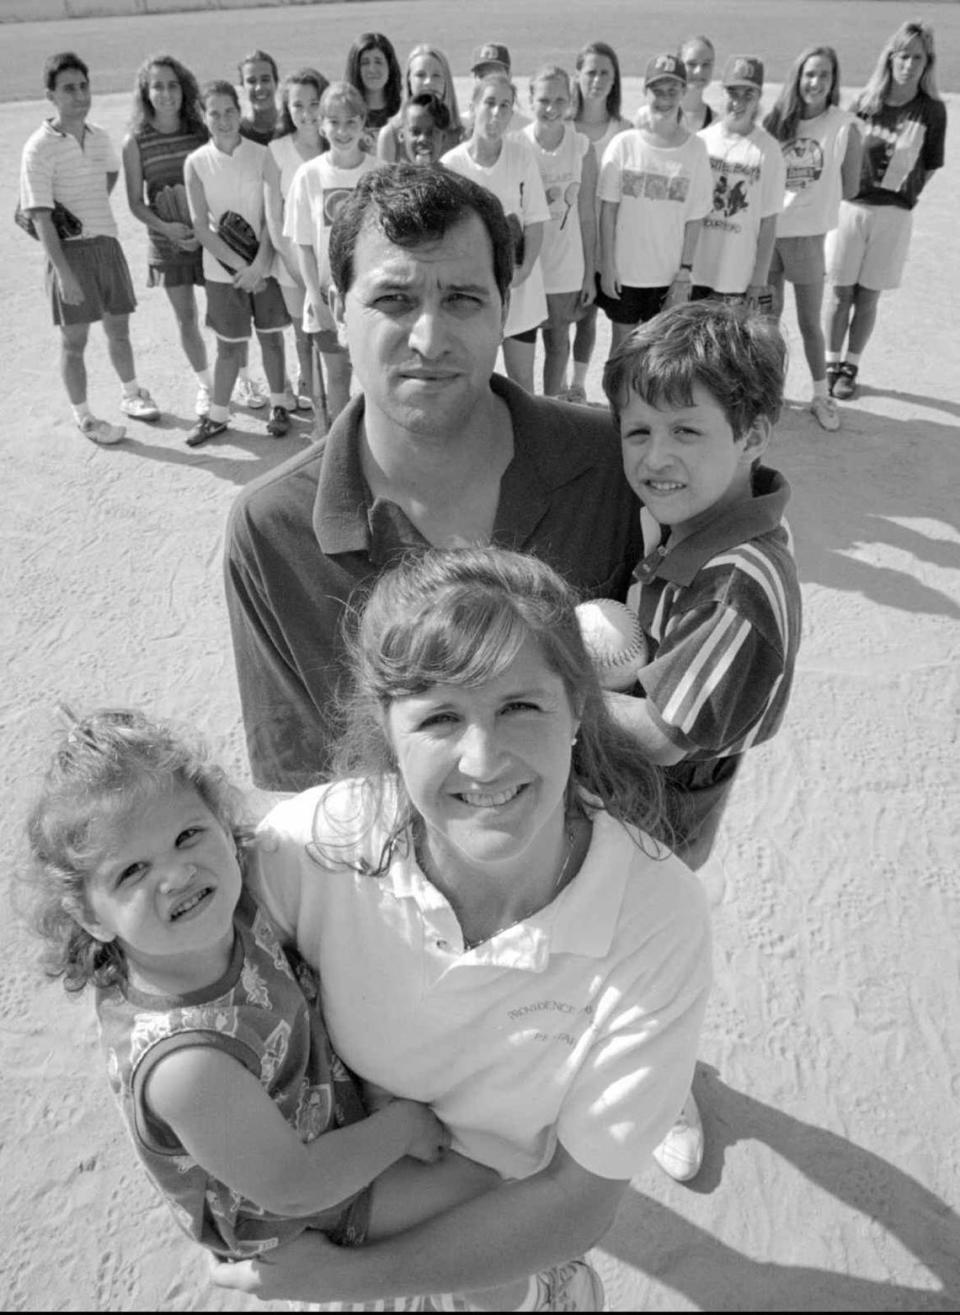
[213,546,711,1311]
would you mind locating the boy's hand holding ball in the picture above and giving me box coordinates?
[576,599,648,691]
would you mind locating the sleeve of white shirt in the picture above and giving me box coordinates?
[556,857,712,1179]
[249,784,332,958]
[101,127,120,175]
[283,161,315,244]
[760,137,788,217]
[688,136,715,220]
[597,136,625,204]
[518,140,551,224]
[19,134,53,210]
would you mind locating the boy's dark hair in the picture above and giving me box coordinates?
[402,91,451,132]
[328,162,514,301]
[44,51,88,92]
[602,301,786,437]
[238,49,278,84]
[200,79,240,112]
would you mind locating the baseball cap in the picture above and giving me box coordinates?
[470,42,511,75]
[643,52,687,89]
[721,55,764,90]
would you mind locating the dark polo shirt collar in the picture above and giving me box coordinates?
[314,373,604,563]
[634,466,790,588]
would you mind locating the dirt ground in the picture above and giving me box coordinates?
[1,78,958,1311]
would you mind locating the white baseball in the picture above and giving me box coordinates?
[575,599,648,691]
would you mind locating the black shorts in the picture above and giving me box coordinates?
[595,283,669,326]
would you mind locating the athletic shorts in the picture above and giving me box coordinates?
[691,286,775,315]
[595,282,669,326]
[205,276,290,341]
[769,234,825,285]
[47,235,137,327]
[825,201,913,292]
[507,325,538,344]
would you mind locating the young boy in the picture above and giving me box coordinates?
[19,51,160,445]
[601,300,802,1182]
[692,56,786,310]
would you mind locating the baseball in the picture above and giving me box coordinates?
[575,599,648,691]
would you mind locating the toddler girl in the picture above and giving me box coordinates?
[22,709,499,1262]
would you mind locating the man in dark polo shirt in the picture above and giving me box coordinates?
[225,164,640,790]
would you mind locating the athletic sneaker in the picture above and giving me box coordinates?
[235,376,267,409]
[831,362,859,401]
[428,1259,604,1311]
[120,387,160,421]
[562,383,588,405]
[652,1091,704,1182]
[810,395,840,432]
[185,415,228,448]
[266,404,291,436]
[77,415,125,446]
[825,362,842,397]
[194,383,211,417]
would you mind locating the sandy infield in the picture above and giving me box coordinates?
[1,79,958,1311]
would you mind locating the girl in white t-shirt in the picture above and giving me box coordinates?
[763,46,861,432]
[566,42,630,402]
[442,73,549,393]
[598,54,712,352]
[284,82,380,421]
[679,36,717,133]
[522,66,596,396]
[265,68,330,421]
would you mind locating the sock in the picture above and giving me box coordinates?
[812,378,828,400]
[825,351,841,366]
[208,402,229,424]
[571,361,588,387]
[845,351,861,368]
[121,378,140,398]
[72,402,92,424]
[195,368,212,389]
[269,392,287,408]
[238,365,251,382]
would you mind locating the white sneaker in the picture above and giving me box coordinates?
[77,415,125,445]
[652,1091,704,1182]
[119,387,160,421]
[430,1259,604,1311]
[235,376,267,409]
[195,383,211,417]
[811,394,840,432]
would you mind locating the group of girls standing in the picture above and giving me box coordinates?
[120,21,945,436]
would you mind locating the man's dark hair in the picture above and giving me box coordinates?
[329,163,514,300]
[44,52,89,92]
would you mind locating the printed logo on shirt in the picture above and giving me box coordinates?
[323,187,353,227]
[867,116,926,192]
[712,173,749,217]
[621,168,691,202]
[783,136,824,192]
[544,179,580,222]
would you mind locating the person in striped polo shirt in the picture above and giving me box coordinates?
[19,51,160,445]
[601,300,801,1183]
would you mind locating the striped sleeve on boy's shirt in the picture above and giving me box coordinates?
[636,535,800,762]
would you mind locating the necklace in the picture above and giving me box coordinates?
[415,816,585,953]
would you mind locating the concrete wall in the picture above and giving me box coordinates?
[0,0,341,22]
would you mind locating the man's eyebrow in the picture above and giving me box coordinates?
[365,274,492,296]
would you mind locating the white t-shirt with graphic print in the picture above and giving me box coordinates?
[693,121,786,294]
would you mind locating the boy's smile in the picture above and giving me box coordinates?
[619,383,769,545]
